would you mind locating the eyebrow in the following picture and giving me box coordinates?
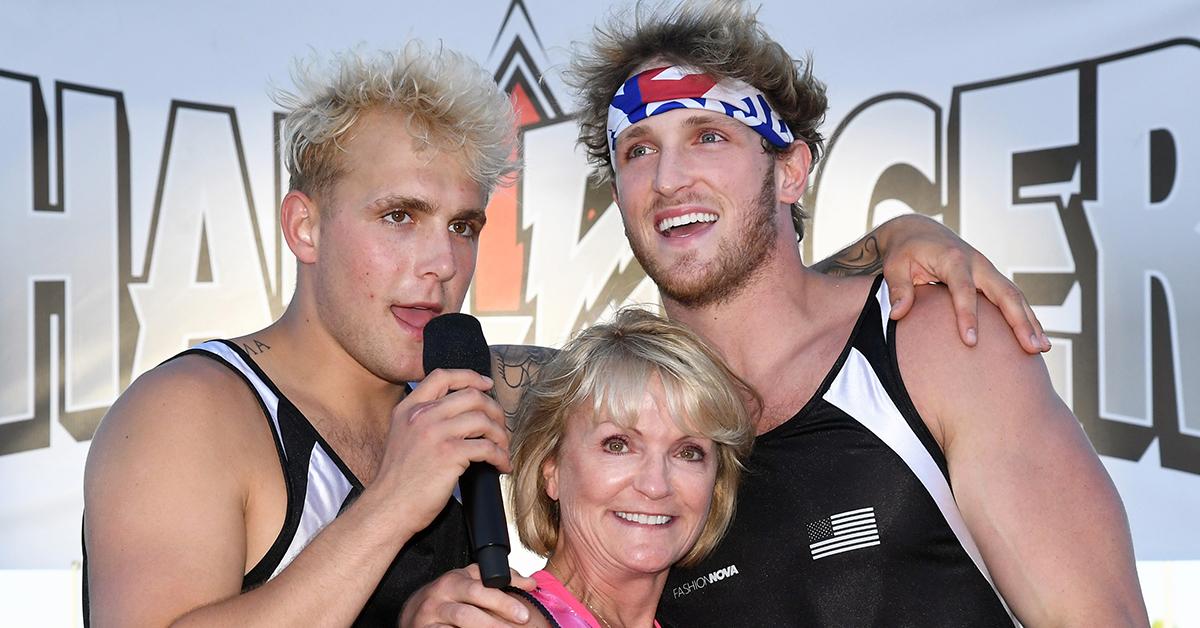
[369,195,487,226]
[680,113,740,130]
[454,208,488,227]
[619,125,652,143]
[618,112,740,146]
[370,194,436,215]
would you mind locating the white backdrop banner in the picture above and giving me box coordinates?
[0,0,1197,571]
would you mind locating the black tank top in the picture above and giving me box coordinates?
[657,276,1014,627]
[83,340,471,626]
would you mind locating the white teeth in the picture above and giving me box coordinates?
[615,511,672,525]
[657,212,718,233]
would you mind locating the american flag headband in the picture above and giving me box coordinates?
[606,65,795,163]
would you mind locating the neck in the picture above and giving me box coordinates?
[663,249,822,386]
[255,294,407,432]
[545,551,663,628]
[664,249,872,433]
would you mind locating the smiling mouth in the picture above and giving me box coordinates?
[657,212,717,237]
[615,511,673,526]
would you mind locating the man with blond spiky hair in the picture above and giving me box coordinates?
[83,45,539,627]
[83,36,1069,628]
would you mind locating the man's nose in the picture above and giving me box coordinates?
[653,146,696,197]
[414,228,457,281]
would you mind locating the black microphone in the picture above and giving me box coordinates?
[422,313,511,589]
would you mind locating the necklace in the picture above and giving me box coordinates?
[580,597,615,628]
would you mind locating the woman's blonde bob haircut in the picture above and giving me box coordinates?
[273,43,519,206]
[509,308,758,568]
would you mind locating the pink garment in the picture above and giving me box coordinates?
[527,570,663,628]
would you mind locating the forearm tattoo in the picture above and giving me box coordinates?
[812,234,884,277]
[491,344,558,422]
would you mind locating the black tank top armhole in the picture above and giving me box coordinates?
[503,586,561,628]
[167,346,299,587]
[205,341,368,493]
[81,516,91,627]
[769,275,889,432]
[882,316,953,482]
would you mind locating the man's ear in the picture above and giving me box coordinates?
[776,142,813,205]
[281,190,320,264]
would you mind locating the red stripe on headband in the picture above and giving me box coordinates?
[635,67,720,103]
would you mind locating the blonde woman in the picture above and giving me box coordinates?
[506,308,757,628]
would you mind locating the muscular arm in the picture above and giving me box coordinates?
[897,286,1146,626]
[85,358,509,627]
[814,213,1050,354]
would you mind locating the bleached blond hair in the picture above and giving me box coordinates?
[274,43,519,205]
[508,308,758,568]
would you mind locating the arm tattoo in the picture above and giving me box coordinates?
[491,344,558,422]
[811,234,884,277]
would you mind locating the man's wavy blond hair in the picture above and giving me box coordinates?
[508,308,758,568]
[274,43,519,206]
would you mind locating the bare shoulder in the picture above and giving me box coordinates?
[894,284,1050,438]
[84,353,275,624]
[489,344,558,419]
[88,353,264,468]
[84,352,272,517]
[897,283,1039,368]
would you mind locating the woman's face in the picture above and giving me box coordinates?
[543,379,718,577]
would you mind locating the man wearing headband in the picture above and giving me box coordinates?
[557,1,1146,626]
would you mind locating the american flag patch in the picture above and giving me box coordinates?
[806,507,881,560]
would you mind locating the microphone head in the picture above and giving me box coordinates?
[422,313,491,378]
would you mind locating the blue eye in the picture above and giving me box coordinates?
[627,144,654,159]
[699,131,723,143]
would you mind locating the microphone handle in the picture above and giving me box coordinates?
[460,462,510,588]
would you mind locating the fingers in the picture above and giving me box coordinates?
[433,601,527,628]
[454,433,513,473]
[401,383,508,444]
[375,369,515,534]
[945,273,981,348]
[507,569,536,592]
[402,407,511,472]
[402,567,530,628]
[882,265,916,321]
[966,252,1053,354]
[1026,300,1050,353]
[408,368,495,404]
[410,387,506,428]
[454,565,530,625]
[983,280,1052,354]
[919,251,981,347]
